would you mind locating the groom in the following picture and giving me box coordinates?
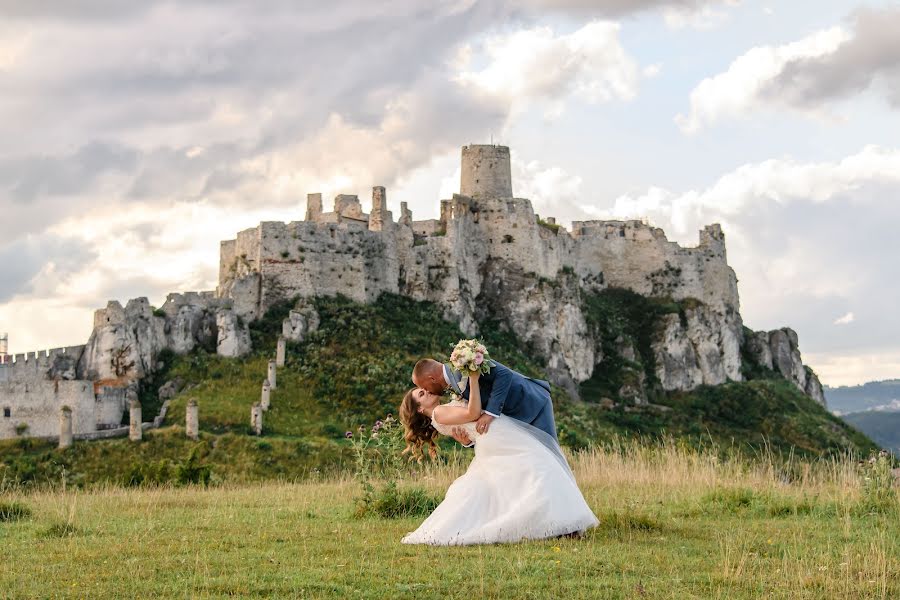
[411,358,558,446]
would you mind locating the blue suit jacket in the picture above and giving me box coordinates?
[446,361,556,438]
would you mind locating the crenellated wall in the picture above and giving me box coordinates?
[0,345,86,384]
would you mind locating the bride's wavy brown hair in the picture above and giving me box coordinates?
[399,388,439,460]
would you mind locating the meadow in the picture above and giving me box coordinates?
[1,441,897,599]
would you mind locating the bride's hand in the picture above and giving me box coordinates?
[468,370,480,381]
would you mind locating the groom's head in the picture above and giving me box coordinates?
[412,358,447,395]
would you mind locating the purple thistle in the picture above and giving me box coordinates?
[345,431,353,439]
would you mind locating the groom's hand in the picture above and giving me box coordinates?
[450,426,472,446]
[475,413,494,435]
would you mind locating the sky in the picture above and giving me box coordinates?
[0,0,898,386]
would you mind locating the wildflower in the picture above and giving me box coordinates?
[553,546,561,552]
[375,420,384,428]
[345,431,353,439]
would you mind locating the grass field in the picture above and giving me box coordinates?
[1,442,897,599]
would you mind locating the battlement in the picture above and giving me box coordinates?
[0,345,86,385]
[2,345,85,365]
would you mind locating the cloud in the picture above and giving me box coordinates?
[455,21,641,119]
[578,146,900,385]
[518,0,738,23]
[677,7,900,132]
[833,311,854,325]
[0,234,98,303]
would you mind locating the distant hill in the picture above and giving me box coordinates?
[825,379,900,414]
[842,411,900,454]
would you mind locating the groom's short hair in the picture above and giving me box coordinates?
[413,358,440,381]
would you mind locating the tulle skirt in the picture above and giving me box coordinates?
[401,416,599,545]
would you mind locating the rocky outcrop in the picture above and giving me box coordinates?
[652,304,743,391]
[476,261,595,396]
[281,299,321,343]
[744,326,826,407]
[216,311,251,357]
[78,293,250,382]
[79,298,167,381]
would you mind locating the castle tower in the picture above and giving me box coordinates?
[460,144,512,199]
[0,333,7,364]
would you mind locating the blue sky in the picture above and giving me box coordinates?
[1,0,898,385]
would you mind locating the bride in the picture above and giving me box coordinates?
[398,371,599,545]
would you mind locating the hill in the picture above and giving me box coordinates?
[825,379,900,414]
[842,410,900,454]
[0,290,877,488]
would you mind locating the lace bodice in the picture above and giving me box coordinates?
[431,399,481,440]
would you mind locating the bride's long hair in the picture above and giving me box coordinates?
[399,388,439,460]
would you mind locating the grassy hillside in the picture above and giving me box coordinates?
[1,442,897,598]
[843,411,900,453]
[0,291,879,488]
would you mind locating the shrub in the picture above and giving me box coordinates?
[359,480,441,518]
[0,501,31,522]
[350,413,440,518]
[596,510,661,534]
[857,451,898,515]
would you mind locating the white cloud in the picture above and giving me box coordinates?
[677,7,900,132]
[833,311,854,325]
[456,21,641,118]
[662,1,740,30]
[676,26,850,132]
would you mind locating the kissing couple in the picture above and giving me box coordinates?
[399,353,599,545]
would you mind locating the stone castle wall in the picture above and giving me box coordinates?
[0,380,96,439]
[213,145,749,395]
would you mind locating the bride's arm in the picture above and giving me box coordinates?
[432,373,482,425]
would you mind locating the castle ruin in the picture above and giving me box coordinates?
[0,145,825,441]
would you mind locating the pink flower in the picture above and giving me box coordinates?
[474,352,484,365]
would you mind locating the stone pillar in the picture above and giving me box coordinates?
[186,399,199,440]
[59,406,73,449]
[276,336,286,367]
[305,192,323,222]
[369,186,388,231]
[261,380,271,411]
[399,201,413,226]
[267,359,277,390]
[129,397,142,442]
[251,403,263,435]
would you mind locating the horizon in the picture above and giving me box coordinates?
[1,0,898,387]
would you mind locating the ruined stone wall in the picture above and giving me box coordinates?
[0,380,96,439]
[572,221,739,312]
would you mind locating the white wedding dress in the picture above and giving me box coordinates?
[401,400,599,545]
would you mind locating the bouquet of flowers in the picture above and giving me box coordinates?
[450,339,494,375]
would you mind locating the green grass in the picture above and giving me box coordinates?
[1,443,897,598]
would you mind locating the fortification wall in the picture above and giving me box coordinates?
[572,221,739,311]
[472,197,574,279]
[0,380,96,439]
[0,345,86,384]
